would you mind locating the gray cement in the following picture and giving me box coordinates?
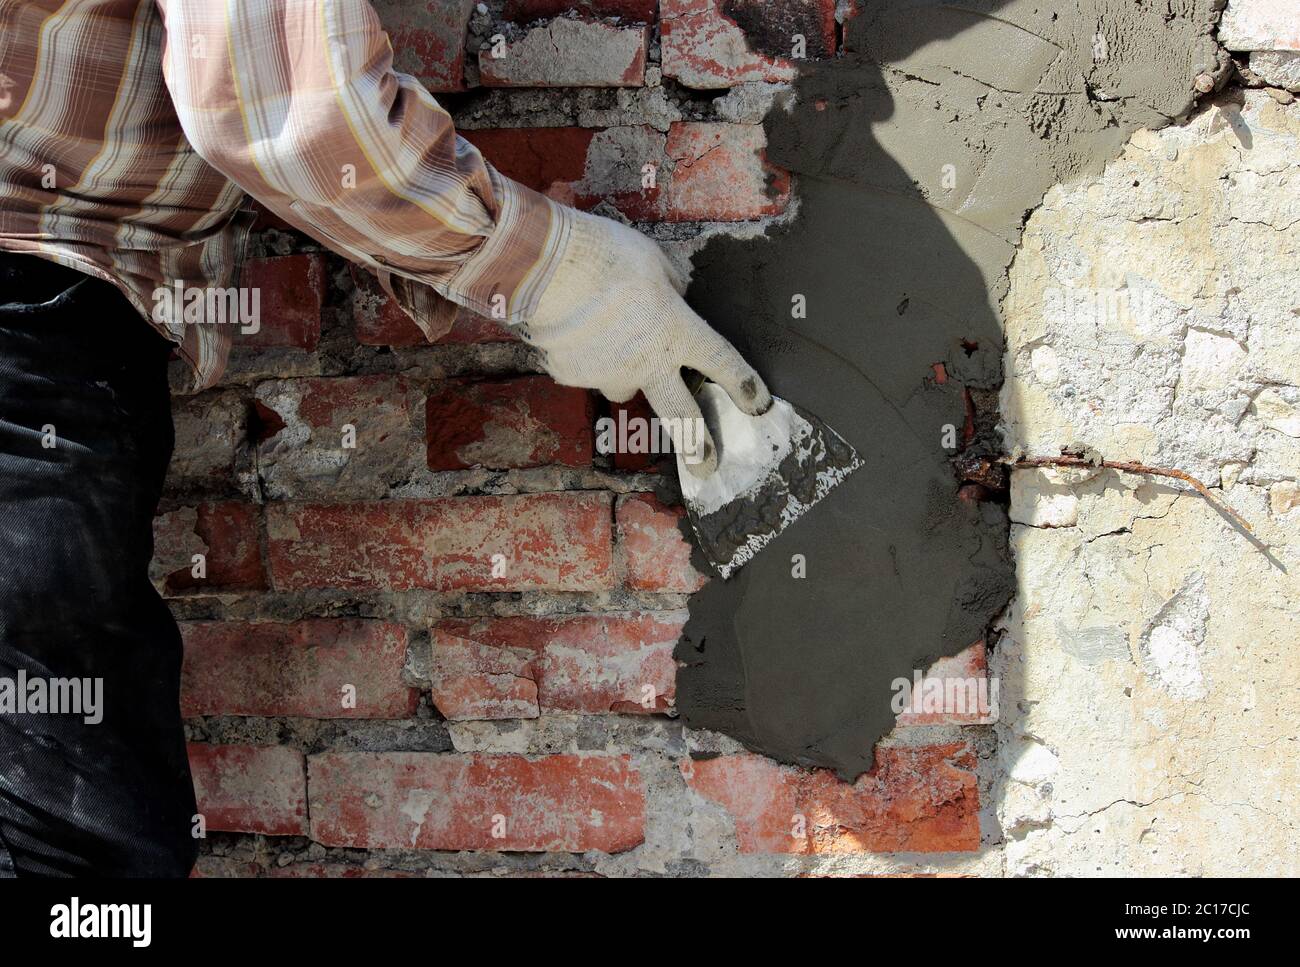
[675,0,1224,780]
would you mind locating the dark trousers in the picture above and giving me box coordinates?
[0,253,197,877]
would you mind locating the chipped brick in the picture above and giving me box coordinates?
[683,744,980,853]
[266,493,614,592]
[188,743,308,836]
[308,752,645,851]
[181,619,417,719]
[431,611,683,717]
[426,375,595,470]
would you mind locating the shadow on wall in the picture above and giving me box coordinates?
[675,0,1018,782]
[674,0,1220,785]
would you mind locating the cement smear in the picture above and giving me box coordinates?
[675,0,1223,780]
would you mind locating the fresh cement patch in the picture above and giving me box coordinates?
[674,0,1223,780]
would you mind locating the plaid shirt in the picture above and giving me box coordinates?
[0,0,571,389]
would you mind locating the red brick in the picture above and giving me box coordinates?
[238,254,326,350]
[429,630,540,720]
[426,375,595,470]
[504,1,658,21]
[661,0,837,89]
[604,393,667,472]
[188,743,308,836]
[266,493,614,592]
[682,744,980,853]
[616,493,706,592]
[196,502,265,588]
[474,124,668,217]
[160,502,264,593]
[895,641,996,726]
[464,123,787,221]
[349,264,516,346]
[664,122,789,220]
[373,0,476,92]
[461,127,596,200]
[181,619,417,719]
[480,20,649,87]
[431,610,683,717]
[307,752,645,852]
[439,312,517,344]
[288,375,401,430]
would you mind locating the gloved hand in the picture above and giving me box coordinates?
[524,209,772,477]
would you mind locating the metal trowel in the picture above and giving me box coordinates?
[676,375,864,579]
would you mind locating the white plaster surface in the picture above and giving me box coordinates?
[996,91,1300,875]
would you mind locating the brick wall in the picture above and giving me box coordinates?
[164,0,997,877]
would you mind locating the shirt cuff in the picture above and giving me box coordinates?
[441,166,574,327]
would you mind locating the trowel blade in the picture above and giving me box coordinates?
[677,382,864,580]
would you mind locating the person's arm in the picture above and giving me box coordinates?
[157,0,769,475]
[155,0,565,333]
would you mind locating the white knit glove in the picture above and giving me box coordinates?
[524,210,771,477]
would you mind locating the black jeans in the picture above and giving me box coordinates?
[0,253,197,877]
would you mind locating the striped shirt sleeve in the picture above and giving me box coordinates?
[154,0,572,336]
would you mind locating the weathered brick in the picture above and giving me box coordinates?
[442,313,517,344]
[463,123,787,221]
[665,121,789,220]
[431,610,683,717]
[267,493,614,592]
[350,265,516,346]
[308,752,645,851]
[194,502,265,588]
[373,0,476,91]
[661,0,837,89]
[237,254,327,350]
[1220,0,1300,51]
[275,376,411,433]
[181,619,417,719]
[188,743,308,836]
[504,0,657,21]
[255,375,425,499]
[616,494,706,592]
[152,506,206,592]
[895,641,995,726]
[603,393,667,472]
[156,501,264,594]
[461,126,599,203]
[429,629,540,720]
[483,124,623,218]
[682,744,980,853]
[426,375,595,470]
[166,389,248,491]
[480,20,649,87]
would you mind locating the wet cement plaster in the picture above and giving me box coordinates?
[675,0,1223,780]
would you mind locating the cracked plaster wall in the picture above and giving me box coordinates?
[995,90,1299,876]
